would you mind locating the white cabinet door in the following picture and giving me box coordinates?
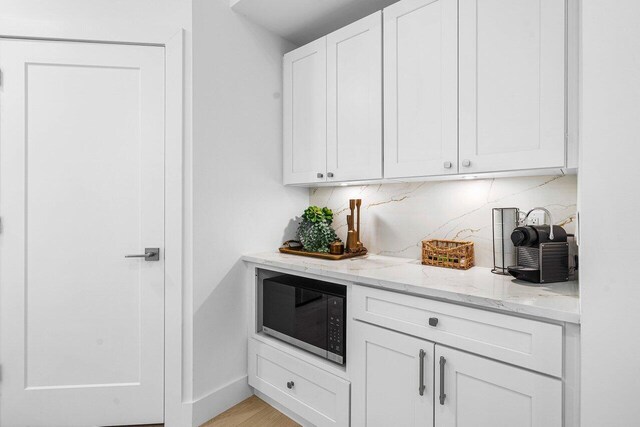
[384,0,458,178]
[283,38,327,184]
[0,39,165,426]
[435,346,562,427]
[351,321,434,427]
[327,12,383,182]
[459,0,566,173]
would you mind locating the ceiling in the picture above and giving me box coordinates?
[230,0,399,47]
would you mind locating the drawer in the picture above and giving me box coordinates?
[248,338,350,427]
[352,285,563,377]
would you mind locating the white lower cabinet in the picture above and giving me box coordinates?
[352,321,562,427]
[248,338,350,426]
[435,346,562,427]
[351,321,434,427]
[351,284,563,376]
[248,272,571,427]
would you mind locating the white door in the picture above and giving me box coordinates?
[435,346,562,427]
[283,38,327,185]
[326,12,382,182]
[0,39,165,426]
[384,0,458,179]
[351,321,434,427]
[458,0,565,173]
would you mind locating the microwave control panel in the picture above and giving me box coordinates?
[328,295,345,358]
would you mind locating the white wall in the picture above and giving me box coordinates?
[580,1,640,425]
[191,0,308,424]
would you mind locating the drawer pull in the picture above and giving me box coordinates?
[439,356,447,405]
[428,317,439,327]
[286,381,295,389]
[418,349,426,396]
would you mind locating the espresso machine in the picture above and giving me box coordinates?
[507,208,577,284]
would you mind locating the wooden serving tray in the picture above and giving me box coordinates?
[279,246,367,261]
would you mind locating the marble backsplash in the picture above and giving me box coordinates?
[309,175,577,268]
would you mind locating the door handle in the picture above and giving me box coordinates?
[125,248,160,261]
[439,356,447,405]
[418,349,426,396]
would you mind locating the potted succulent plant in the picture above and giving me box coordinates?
[296,206,338,253]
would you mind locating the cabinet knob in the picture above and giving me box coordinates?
[462,159,471,167]
[317,173,324,179]
[428,317,439,327]
[443,161,452,169]
[286,381,295,389]
[327,172,334,178]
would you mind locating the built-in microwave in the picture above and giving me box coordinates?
[259,273,346,365]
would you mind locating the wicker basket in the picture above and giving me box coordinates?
[422,239,475,270]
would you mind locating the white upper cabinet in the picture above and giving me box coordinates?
[283,38,327,185]
[283,0,569,185]
[383,0,458,179]
[327,12,383,182]
[284,13,382,185]
[458,0,566,174]
[435,346,562,427]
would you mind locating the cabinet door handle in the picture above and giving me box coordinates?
[286,381,294,389]
[418,349,426,396]
[317,172,324,179]
[439,356,447,405]
[428,317,439,327]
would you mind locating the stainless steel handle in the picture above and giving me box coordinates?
[462,159,471,167]
[286,381,294,389]
[125,248,160,261]
[419,349,426,396]
[327,172,334,178]
[439,356,447,405]
[317,172,324,178]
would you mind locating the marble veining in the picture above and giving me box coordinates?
[243,251,580,323]
[309,175,578,268]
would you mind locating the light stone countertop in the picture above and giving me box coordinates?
[242,251,580,324]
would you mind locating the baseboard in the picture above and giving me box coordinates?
[190,375,253,427]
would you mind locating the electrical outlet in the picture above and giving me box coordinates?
[527,211,546,225]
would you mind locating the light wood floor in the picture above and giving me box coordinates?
[200,396,300,427]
